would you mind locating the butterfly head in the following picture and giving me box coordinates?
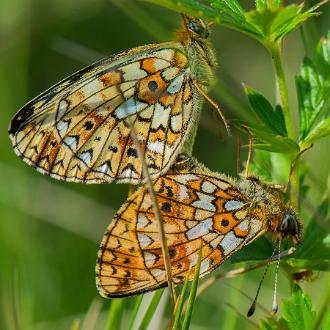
[276,208,302,245]
[242,176,302,245]
[184,16,210,39]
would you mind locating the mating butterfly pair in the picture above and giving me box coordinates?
[9,15,301,298]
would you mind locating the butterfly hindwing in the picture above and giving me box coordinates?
[9,43,200,183]
[96,166,266,297]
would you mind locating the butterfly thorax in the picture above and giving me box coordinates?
[175,16,217,87]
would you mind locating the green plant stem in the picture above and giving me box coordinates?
[127,295,144,330]
[269,42,299,208]
[269,43,295,140]
[138,289,165,330]
[104,299,124,330]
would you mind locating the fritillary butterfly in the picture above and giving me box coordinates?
[96,156,301,297]
[9,16,219,184]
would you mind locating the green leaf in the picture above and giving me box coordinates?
[144,0,220,21]
[282,285,316,330]
[301,117,330,148]
[316,31,330,76]
[245,4,320,43]
[144,0,324,44]
[255,0,267,11]
[244,85,287,136]
[296,58,328,139]
[249,149,273,182]
[297,32,330,143]
[260,285,318,329]
[291,199,330,271]
[207,0,245,18]
[235,120,299,154]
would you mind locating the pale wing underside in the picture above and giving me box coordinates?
[9,44,200,184]
[96,169,266,297]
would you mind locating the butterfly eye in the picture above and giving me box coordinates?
[188,21,201,34]
[187,21,210,39]
[279,214,290,231]
[279,213,297,236]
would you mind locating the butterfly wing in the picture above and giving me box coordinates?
[96,167,267,297]
[9,43,201,183]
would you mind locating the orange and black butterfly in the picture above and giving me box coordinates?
[9,16,220,184]
[96,156,301,297]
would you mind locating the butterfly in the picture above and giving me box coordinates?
[8,15,222,184]
[96,155,301,297]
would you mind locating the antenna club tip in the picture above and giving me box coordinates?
[271,305,278,315]
[247,305,256,317]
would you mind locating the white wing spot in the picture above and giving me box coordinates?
[56,99,69,121]
[79,151,92,164]
[138,233,153,247]
[144,251,157,267]
[237,219,249,231]
[248,218,263,237]
[220,232,243,255]
[186,219,213,240]
[201,181,217,194]
[151,103,171,129]
[115,98,147,119]
[224,200,244,211]
[192,192,216,211]
[150,268,165,279]
[137,214,150,229]
[64,136,78,150]
[167,74,185,94]
[97,163,111,174]
[56,121,69,138]
[189,254,198,268]
[200,259,210,274]
[162,66,179,81]
[170,113,182,132]
[122,61,148,81]
[148,140,164,153]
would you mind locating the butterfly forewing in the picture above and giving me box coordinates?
[9,44,199,183]
[96,168,267,297]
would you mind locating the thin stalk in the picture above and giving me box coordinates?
[104,299,124,330]
[127,295,144,330]
[182,243,203,330]
[269,43,295,140]
[171,273,190,330]
[125,119,177,308]
[269,42,299,208]
[138,289,165,330]
[268,43,295,140]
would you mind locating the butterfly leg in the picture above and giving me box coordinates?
[192,80,231,135]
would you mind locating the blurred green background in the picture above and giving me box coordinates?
[1,0,330,329]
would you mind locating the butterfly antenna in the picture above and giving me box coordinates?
[242,125,253,178]
[247,240,279,317]
[272,239,282,315]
